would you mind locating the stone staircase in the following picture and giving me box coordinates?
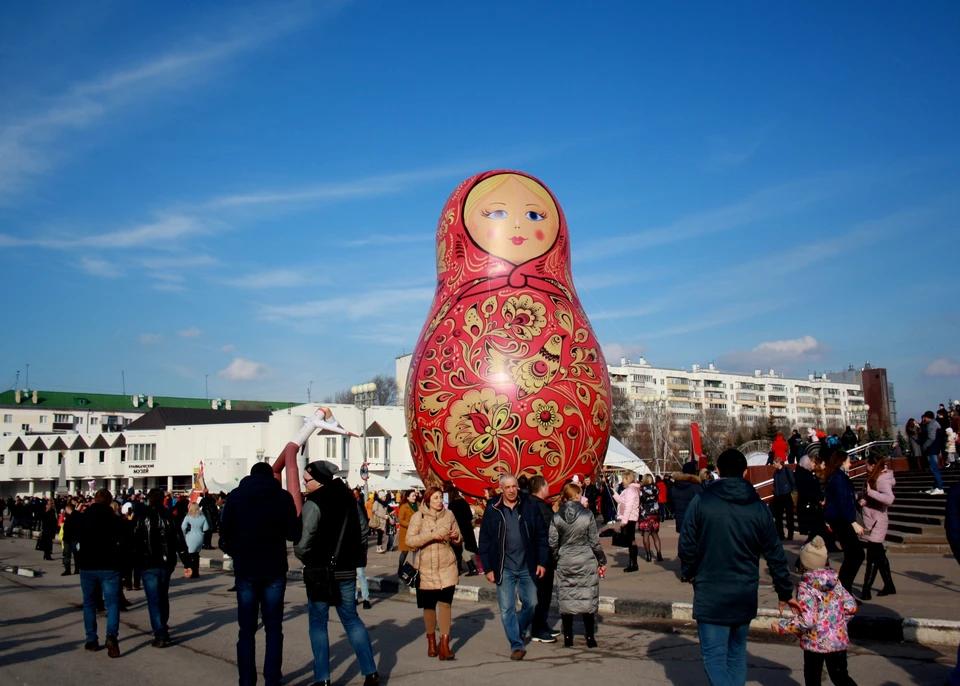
[852,468,958,553]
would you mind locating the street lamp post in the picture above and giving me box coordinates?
[351,381,377,498]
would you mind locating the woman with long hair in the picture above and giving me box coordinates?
[550,483,606,648]
[181,502,208,579]
[404,486,462,661]
[905,418,922,471]
[397,489,419,576]
[637,474,662,562]
[859,456,896,599]
[446,484,479,576]
[823,451,865,595]
[795,455,823,538]
[612,472,640,572]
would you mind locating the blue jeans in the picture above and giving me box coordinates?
[356,568,370,602]
[949,640,960,685]
[697,621,751,686]
[80,569,121,643]
[307,579,377,682]
[928,454,944,489]
[495,567,538,651]
[236,575,287,686]
[141,567,172,640]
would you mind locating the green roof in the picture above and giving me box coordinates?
[0,390,299,413]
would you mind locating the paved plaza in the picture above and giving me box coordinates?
[1,536,956,686]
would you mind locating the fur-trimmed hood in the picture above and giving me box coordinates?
[671,473,701,485]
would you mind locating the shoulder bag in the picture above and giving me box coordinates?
[303,515,348,606]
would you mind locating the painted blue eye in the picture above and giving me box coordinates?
[486,209,507,219]
[525,211,545,221]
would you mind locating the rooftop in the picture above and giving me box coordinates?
[0,390,298,413]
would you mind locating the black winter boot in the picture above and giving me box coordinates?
[876,554,897,596]
[860,561,876,601]
[624,545,638,572]
[583,613,597,648]
[561,614,574,647]
[465,560,479,577]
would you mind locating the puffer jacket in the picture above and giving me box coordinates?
[613,482,640,523]
[670,473,702,532]
[549,501,607,615]
[639,484,660,519]
[777,567,857,653]
[860,470,895,543]
[405,507,461,590]
[398,501,418,552]
[132,505,190,571]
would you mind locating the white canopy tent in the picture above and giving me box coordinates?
[602,437,653,476]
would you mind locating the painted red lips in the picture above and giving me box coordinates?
[510,236,527,246]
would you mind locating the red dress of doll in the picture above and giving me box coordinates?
[405,171,611,500]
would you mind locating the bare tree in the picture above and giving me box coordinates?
[321,388,355,404]
[371,373,399,406]
[610,387,634,442]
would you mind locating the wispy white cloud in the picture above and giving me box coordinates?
[78,256,122,278]
[140,333,163,345]
[179,327,201,338]
[220,268,321,289]
[341,233,433,248]
[720,335,827,373]
[0,214,213,251]
[705,124,772,171]
[0,3,325,200]
[923,359,960,378]
[602,342,648,363]
[260,286,434,323]
[219,357,269,381]
[221,344,236,353]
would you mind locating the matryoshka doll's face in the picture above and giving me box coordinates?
[464,174,560,265]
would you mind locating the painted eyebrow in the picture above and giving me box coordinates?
[489,202,506,206]
[525,204,544,207]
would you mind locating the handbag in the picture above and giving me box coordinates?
[303,515,348,605]
[612,525,633,547]
[399,553,420,588]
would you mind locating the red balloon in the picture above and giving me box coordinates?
[405,171,612,500]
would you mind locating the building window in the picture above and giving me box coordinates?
[54,414,70,423]
[99,450,105,463]
[367,438,380,461]
[90,417,98,426]
[39,415,48,424]
[21,424,28,431]
[17,453,24,466]
[120,449,126,462]
[325,437,337,459]
[130,444,157,462]
[342,437,350,462]
[58,453,63,465]
[0,455,4,465]
[76,417,83,424]
[3,414,11,423]
[37,453,43,465]
[79,451,85,464]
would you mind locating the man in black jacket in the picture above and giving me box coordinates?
[77,489,126,657]
[679,450,798,686]
[771,459,797,541]
[528,475,558,644]
[132,488,191,648]
[477,473,550,661]
[219,462,299,686]
[294,461,379,686]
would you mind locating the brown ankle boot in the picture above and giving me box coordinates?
[438,634,455,661]
[426,633,438,658]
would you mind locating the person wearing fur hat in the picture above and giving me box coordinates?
[295,461,380,686]
[670,462,702,533]
[775,536,859,685]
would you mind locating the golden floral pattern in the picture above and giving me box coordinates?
[501,295,547,341]
[526,399,563,437]
[444,388,521,460]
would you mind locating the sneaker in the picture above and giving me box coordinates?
[550,629,562,638]
[84,641,100,652]
[531,631,557,643]
[105,635,120,659]
[927,488,944,495]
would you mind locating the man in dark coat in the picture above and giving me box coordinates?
[922,411,945,495]
[679,450,798,686]
[294,461,379,686]
[528,475,558,644]
[220,462,300,686]
[670,462,702,533]
[771,459,797,540]
[840,426,859,452]
[199,490,220,550]
[132,488,191,648]
[77,489,127,657]
[478,473,550,661]
[787,429,804,464]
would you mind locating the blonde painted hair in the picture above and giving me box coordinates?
[464,173,558,220]
[188,502,201,516]
[561,483,582,503]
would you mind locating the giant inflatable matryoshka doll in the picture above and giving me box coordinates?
[405,170,611,500]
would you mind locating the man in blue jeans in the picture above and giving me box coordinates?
[295,461,379,686]
[922,411,945,495]
[219,461,300,686]
[132,488,192,648]
[478,473,550,661]
[679,450,799,685]
[76,489,127,658]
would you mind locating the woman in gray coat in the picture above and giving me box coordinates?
[549,482,607,648]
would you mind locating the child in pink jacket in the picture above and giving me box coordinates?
[775,536,858,685]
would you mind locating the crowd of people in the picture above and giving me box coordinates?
[3,405,959,686]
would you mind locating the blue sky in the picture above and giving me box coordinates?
[1,1,958,423]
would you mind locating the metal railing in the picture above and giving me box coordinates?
[754,445,890,502]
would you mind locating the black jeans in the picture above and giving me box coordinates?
[772,494,795,539]
[532,566,555,636]
[803,650,857,685]
[828,519,864,594]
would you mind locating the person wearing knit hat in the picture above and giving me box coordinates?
[775,535,859,685]
[304,460,337,486]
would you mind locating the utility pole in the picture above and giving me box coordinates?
[121,370,126,396]
[25,363,29,389]
[205,375,209,400]
[308,381,313,404]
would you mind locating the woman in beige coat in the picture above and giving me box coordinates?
[405,486,462,661]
